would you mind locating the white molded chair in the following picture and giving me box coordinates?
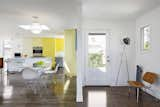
[44,64,59,74]
[22,67,40,80]
[41,64,60,88]
[22,67,41,94]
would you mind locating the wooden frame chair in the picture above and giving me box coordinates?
[128,72,158,103]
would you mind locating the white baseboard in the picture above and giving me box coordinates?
[110,82,129,86]
[76,96,83,102]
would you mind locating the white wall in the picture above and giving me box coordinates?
[0,19,21,57]
[76,18,136,102]
[136,6,160,99]
[0,34,13,57]
[82,19,136,86]
[0,36,33,58]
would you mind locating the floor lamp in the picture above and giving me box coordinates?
[116,37,130,85]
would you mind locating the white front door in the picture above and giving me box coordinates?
[85,32,111,85]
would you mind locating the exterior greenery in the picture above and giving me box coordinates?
[88,53,105,68]
[144,41,150,50]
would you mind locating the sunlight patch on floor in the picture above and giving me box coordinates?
[88,91,107,107]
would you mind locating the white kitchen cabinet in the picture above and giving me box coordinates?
[7,57,52,73]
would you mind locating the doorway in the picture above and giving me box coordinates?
[85,32,111,85]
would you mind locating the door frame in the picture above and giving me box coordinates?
[84,30,111,86]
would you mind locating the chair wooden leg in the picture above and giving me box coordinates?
[128,87,131,97]
[136,88,139,103]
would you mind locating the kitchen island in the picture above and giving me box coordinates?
[7,57,52,73]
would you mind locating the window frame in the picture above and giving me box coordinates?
[140,25,152,53]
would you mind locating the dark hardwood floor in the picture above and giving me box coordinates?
[0,72,159,107]
[78,87,160,107]
[0,72,76,107]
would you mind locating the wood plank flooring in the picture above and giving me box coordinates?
[78,86,160,107]
[0,73,159,107]
[0,73,76,107]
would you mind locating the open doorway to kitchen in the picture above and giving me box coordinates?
[0,29,77,107]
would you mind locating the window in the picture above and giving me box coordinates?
[141,25,151,51]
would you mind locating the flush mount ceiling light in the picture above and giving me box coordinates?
[19,16,50,34]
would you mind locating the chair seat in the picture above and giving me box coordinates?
[128,81,144,88]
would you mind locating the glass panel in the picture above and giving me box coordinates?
[88,35,106,72]
[142,26,151,51]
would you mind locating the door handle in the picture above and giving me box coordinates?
[107,60,110,62]
[107,56,110,62]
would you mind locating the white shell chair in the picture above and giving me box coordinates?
[44,64,59,74]
[41,64,60,87]
[22,67,41,94]
[22,67,40,80]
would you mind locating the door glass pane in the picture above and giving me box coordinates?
[88,35,106,72]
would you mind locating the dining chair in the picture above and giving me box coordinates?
[128,72,158,103]
[22,67,41,94]
[41,64,60,89]
[44,64,59,74]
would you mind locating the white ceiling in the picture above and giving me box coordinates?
[82,0,160,20]
[0,0,81,36]
[0,0,160,36]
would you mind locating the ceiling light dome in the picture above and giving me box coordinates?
[31,22,42,34]
[19,16,50,34]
